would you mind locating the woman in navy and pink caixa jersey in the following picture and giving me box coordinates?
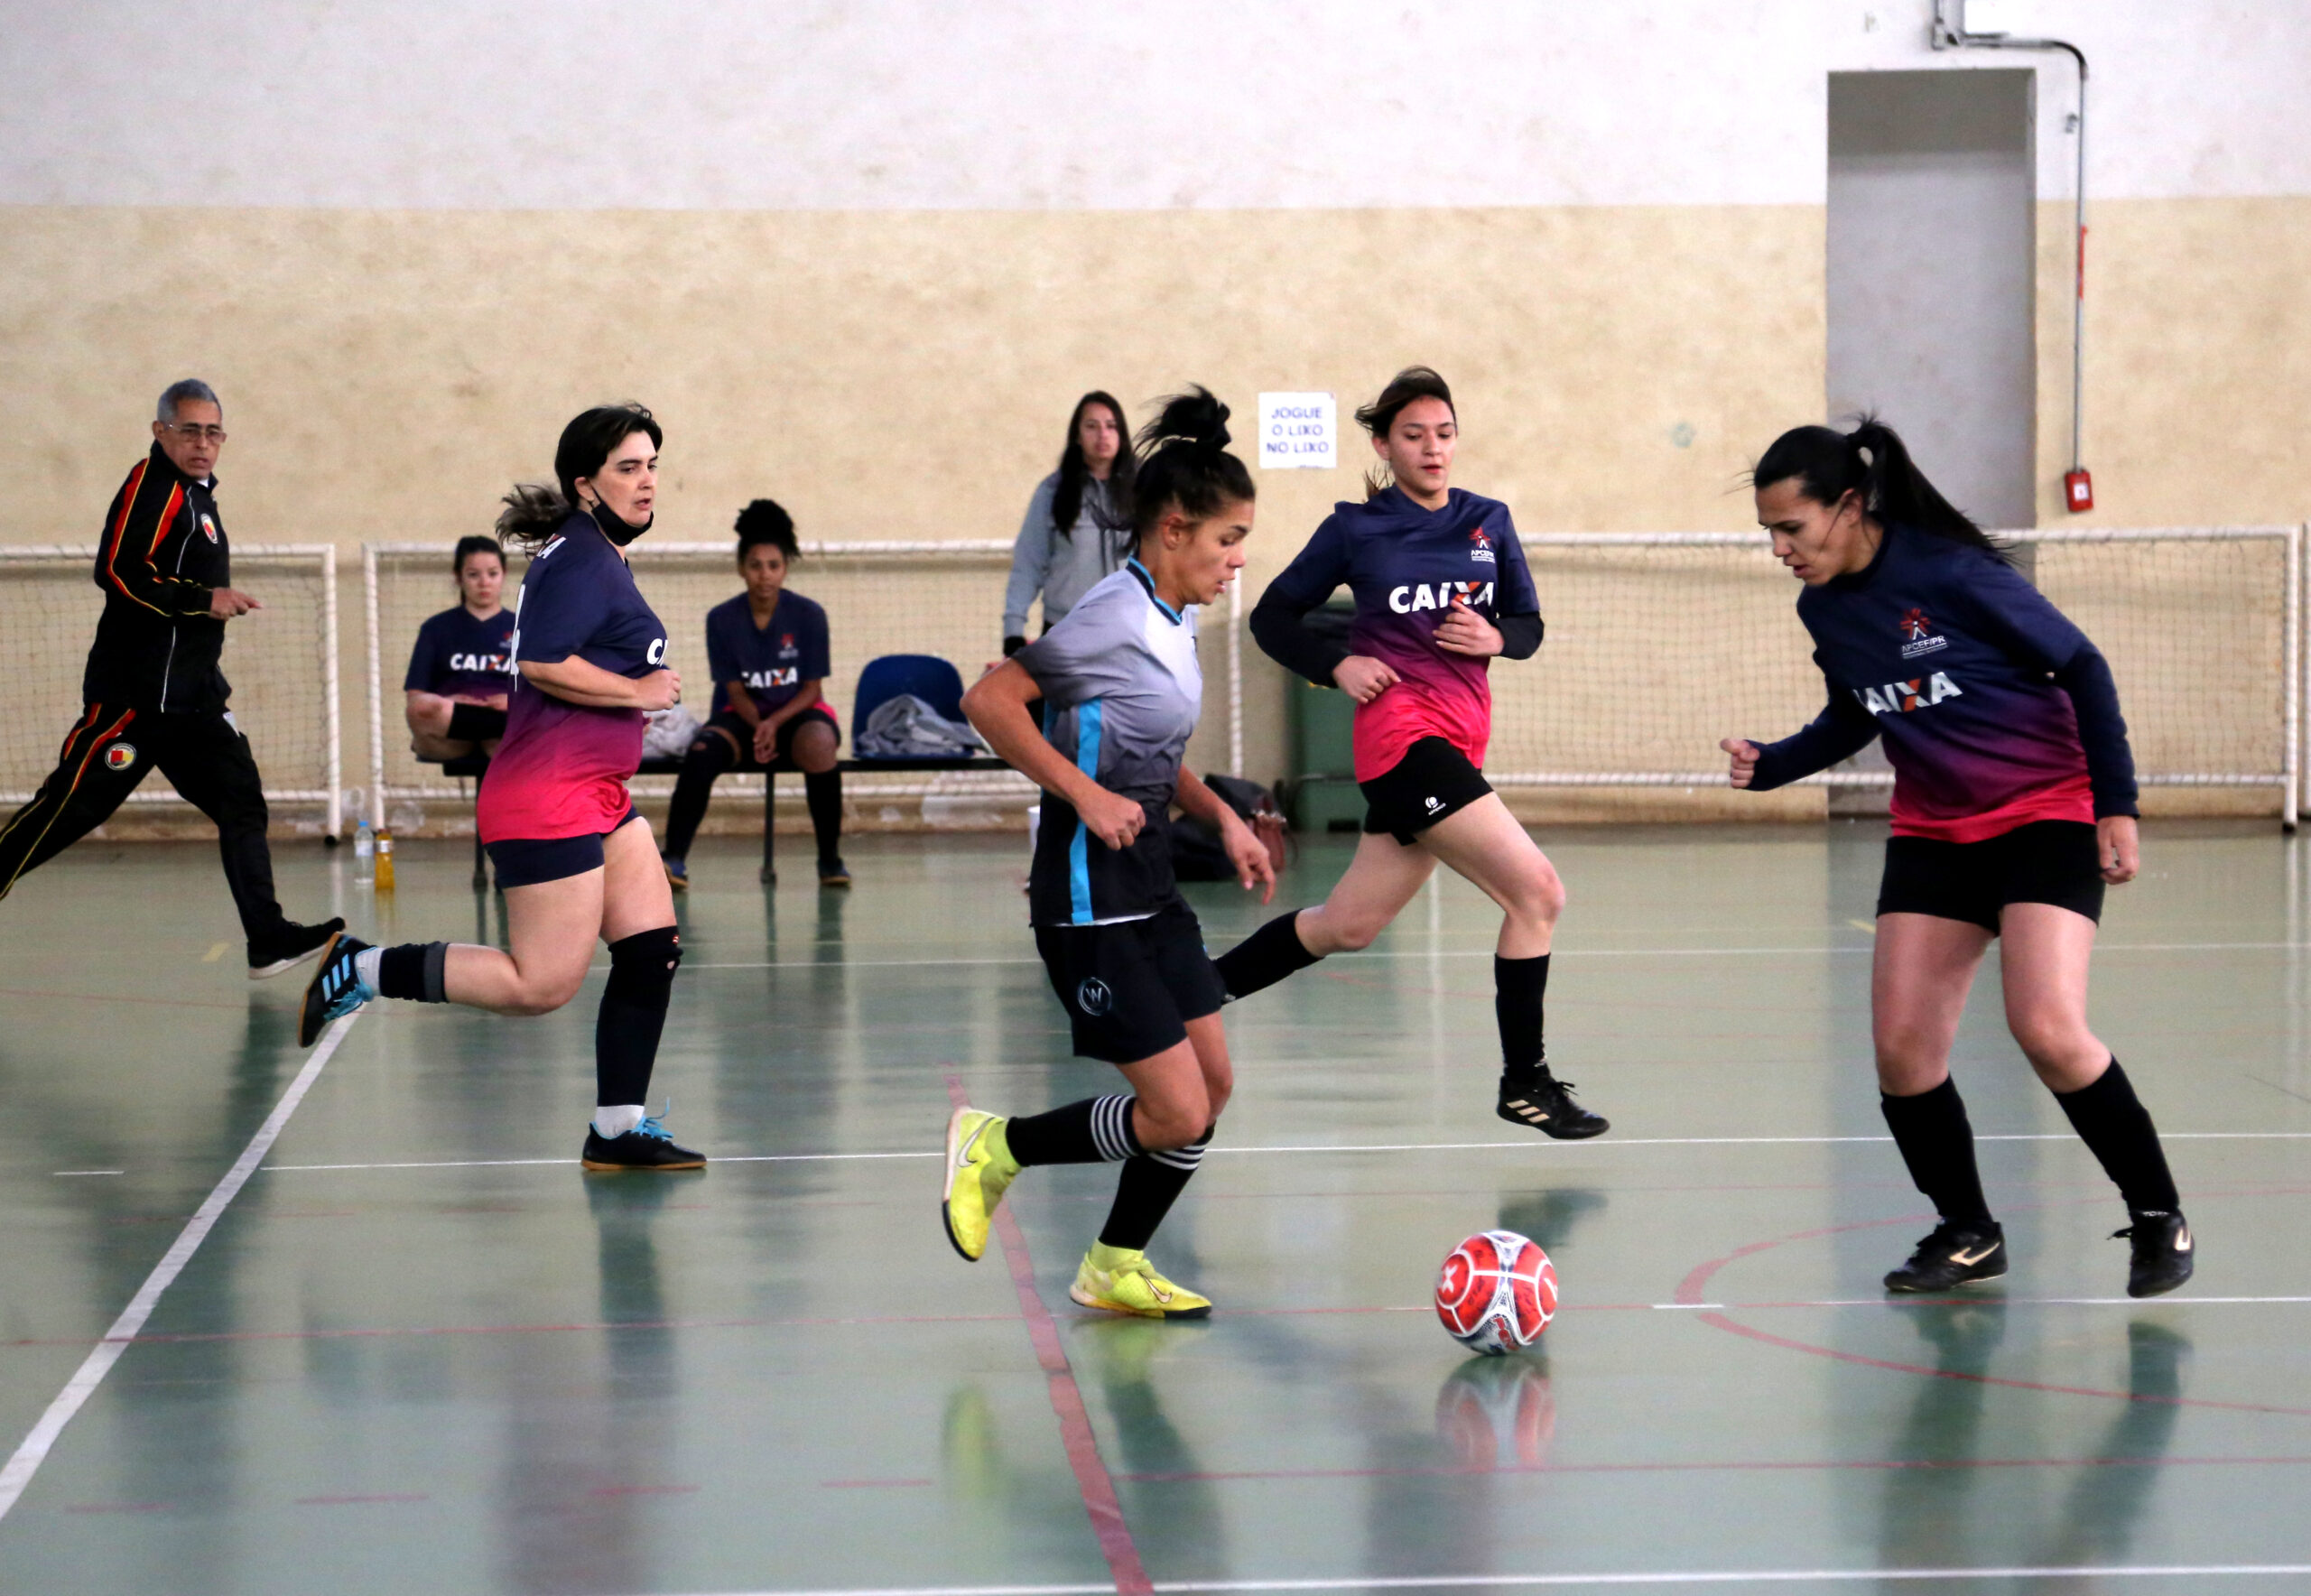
[298,404,704,1173]
[1212,367,1609,1143]
[404,534,516,762]
[1723,417,2191,1300]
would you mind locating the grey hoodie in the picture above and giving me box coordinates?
[1001,472,1132,641]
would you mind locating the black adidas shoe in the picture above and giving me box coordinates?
[249,917,346,980]
[1884,1220,2007,1294]
[297,932,375,1047]
[1496,1070,1610,1140]
[581,1113,706,1172]
[2115,1211,2194,1298]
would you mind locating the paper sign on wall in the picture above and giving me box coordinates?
[1258,392,1335,469]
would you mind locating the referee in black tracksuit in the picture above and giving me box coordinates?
[0,380,339,978]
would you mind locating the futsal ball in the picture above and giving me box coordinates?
[1434,1229,1557,1354]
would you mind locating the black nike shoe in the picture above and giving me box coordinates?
[2115,1210,2195,1298]
[249,917,346,980]
[1884,1220,2008,1294]
[581,1112,706,1172]
[1496,1069,1610,1140]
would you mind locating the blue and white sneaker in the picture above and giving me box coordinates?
[581,1105,706,1171]
[298,932,376,1047]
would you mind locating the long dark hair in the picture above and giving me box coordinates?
[1751,416,2009,561]
[1052,391,1136,540]
[496,403,664,549]
[1130,387,1254,542]
[1352,366,1455,500]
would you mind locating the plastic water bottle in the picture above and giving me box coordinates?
[354,821,376,884]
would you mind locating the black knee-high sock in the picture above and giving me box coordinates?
[662,738,735,859]
[1100,1126,1211,1250]
[1880,1078,1994,1226]
[376,942,450,1002]
[1004,1094,1141,1166]
[1495,953,1550,1083]
[804,768,844,866]
[2055,1058,2181,1215]
[1214,912,1321,1000]
[597,927,681,1108]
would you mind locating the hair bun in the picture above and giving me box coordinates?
[1138,386,1232,456]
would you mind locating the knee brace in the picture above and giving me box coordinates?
[605,925,682,1007]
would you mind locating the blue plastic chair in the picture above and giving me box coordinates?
[851,654,970,740]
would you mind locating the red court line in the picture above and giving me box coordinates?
[1109,1453,2311,1485]
[295,1493,429,1506]
[944,1068,1152,1596]
[1677,1211,2311,1419]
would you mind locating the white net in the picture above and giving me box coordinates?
[366,541,1043,809]
[0,546,340,820]
[1490,528,2299,810]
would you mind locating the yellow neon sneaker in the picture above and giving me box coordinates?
[1069,1243,1212,1319]
[942,1108,1018,1262]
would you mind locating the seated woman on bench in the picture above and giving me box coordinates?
[660,500,849,889]
[405,535,516,760]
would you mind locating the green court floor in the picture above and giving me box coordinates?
[1,821,2306,1594]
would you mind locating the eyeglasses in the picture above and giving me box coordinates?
[163,423,227,444]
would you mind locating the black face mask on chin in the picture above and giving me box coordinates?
[587,498,653,547]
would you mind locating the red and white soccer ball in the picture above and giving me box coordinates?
[1434,1229,1557,1355]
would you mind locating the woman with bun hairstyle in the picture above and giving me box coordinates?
[404,534,515,760]
[1001,392,1137,656]
[1722,416,2190,1298]
[944,388,1274,1320]
[298,404,703,1172]
[1211,367,1608,1142]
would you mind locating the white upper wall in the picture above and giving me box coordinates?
[5,0,2305,210]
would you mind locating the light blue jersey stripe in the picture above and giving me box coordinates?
[1068,700,1104,924]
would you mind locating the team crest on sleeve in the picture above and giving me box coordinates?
[1469,528,1496,565]
[103,741,137,770]
[198,513,219,543]
[1898,608,1947,659]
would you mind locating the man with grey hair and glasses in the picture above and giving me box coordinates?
[0,379,340,976]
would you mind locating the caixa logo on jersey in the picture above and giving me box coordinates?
[745,667,801,690]
[449,651,515,676]
[1389,580,1493,614]
[1855,673,1963,715]
[1898,607,1947,660]
[647,638,668,665]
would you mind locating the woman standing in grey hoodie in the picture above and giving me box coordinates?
[1002,392,1138,656]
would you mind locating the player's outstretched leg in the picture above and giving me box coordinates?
[1873,912,2007,1293]
[2001,904,2192,1298]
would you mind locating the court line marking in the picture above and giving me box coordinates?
[942,1069,1150,1596]
[0,1013,360,1524]
[259,1129,2311,1174]
[645,1565,2311,1592]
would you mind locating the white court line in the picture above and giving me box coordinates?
[0,1013,360,1523]
[261,1128,2311,1174]
[647,1564,2311,1594]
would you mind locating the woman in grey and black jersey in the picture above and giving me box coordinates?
[1000,391,1138,656]
[944,388,1274,1320]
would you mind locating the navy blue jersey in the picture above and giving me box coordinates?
[404,606,517,698]
[1748,523,2136,843]
[478,511,669,841]
[1262,487,1538,780]
[705,591,831,719]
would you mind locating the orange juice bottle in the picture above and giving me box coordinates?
[375,829,396,891]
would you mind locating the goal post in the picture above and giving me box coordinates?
[0,544,341,836]
[1486,525,2301,826]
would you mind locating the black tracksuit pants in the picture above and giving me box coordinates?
[0,701,287,939]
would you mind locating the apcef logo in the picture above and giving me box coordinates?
[1468,528,1497,566]
[1855,673,1963,715]
[103,742,137,771]
[1389,580,1494,614]
[1898,607,1947,660]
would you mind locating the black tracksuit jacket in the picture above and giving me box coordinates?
[84,442,233,712]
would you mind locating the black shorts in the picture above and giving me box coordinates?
[1033,904,1226,1065]
[1876,820,2105,933]
[446,703,508,742]
[702,705,840,766]
[1360,737,1494,846]
[487,808,643,888]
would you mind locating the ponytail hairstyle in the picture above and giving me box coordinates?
[1130,386,1255,543]
[1751,415,2009,561]
[1352,366,1455,500]
[735,497,799,564]
[495,403,664,549]
[1051,391,1137,541]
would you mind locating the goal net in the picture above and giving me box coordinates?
[1489,526,2300,820]
[0,545,342,832]
[366,541,1053,822]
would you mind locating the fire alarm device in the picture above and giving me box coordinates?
[2064,469,2094,513]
